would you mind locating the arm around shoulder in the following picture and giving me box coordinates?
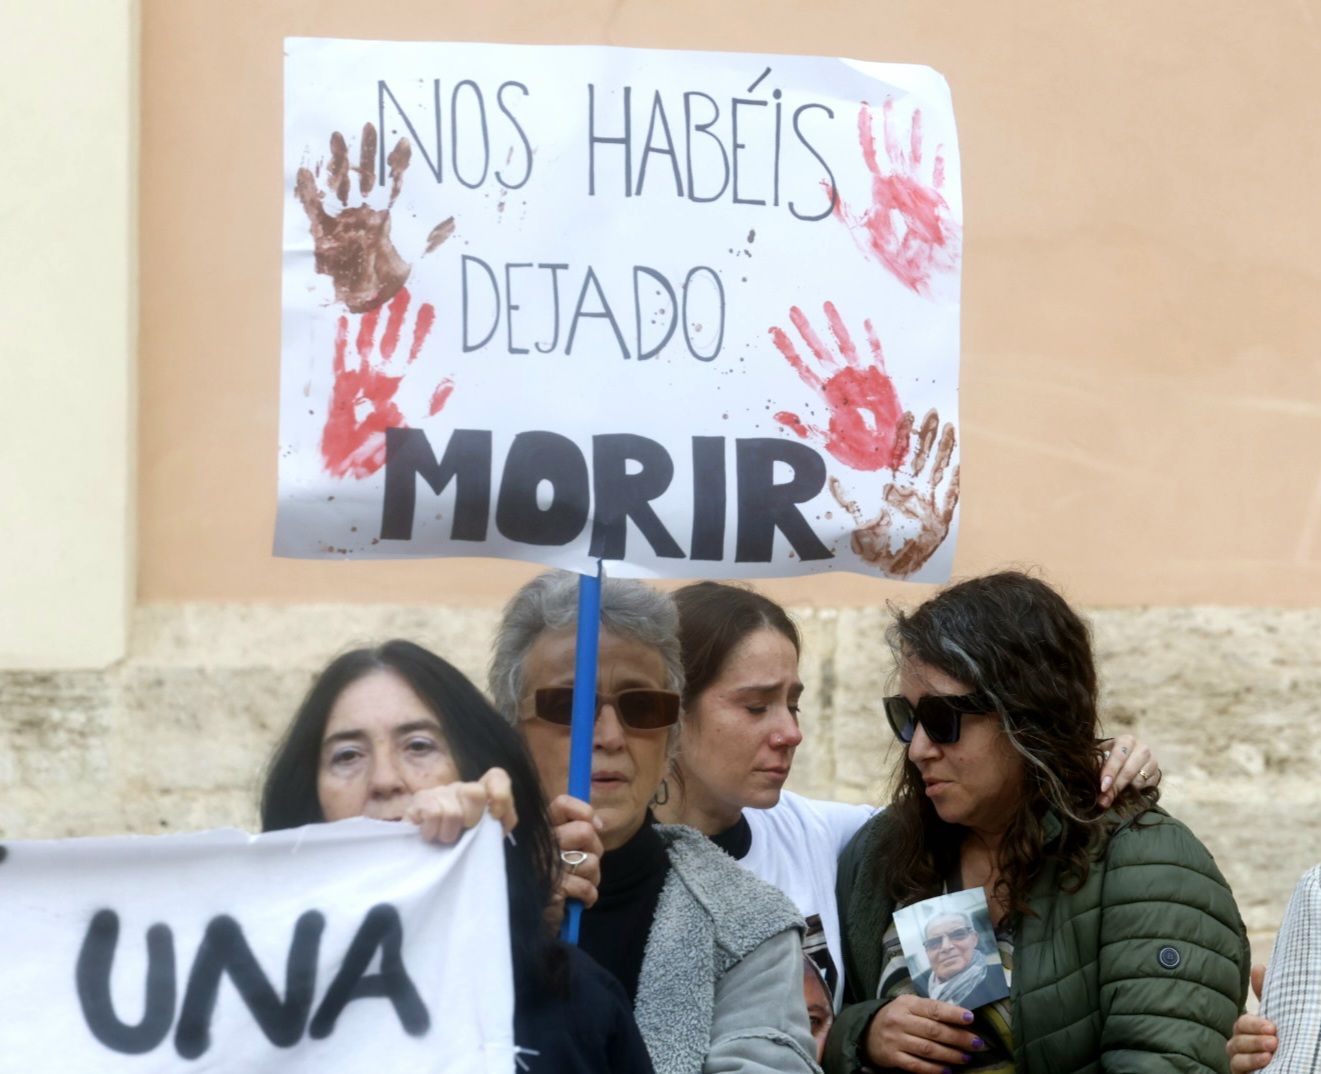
[705,927,822,1074]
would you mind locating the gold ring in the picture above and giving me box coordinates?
[1138,768,1150,781]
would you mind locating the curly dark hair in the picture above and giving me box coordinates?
[880,571,1157,917]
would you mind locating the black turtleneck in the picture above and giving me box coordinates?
[578,813,669,1003]
[709,812,752,860]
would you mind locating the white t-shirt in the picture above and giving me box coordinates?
[736,790,877,1008]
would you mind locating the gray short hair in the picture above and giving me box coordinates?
[488,570,684,723]
[925,910,974,936]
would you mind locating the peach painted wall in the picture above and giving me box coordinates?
[138,0,1321,607]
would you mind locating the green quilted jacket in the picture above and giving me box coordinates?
[823,808,1249,1074]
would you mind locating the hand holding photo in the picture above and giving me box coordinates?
[893,888,1009,1010]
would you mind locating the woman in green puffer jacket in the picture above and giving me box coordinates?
[823,571,1249,1074]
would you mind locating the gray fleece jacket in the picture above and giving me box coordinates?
[633,824,822,1074]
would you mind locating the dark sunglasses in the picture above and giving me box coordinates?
[533,687,680,731]
[883,692,995,745]
[923,926,975,951]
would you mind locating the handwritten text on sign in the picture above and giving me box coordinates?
[0,820,514,1074]
[276,39,962,580]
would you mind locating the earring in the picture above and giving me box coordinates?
[651,778,670,806]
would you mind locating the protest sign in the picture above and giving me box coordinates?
[0,818,514,1073]
[277,38,963,580]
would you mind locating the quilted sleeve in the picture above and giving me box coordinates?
[1097,814,1250,1074]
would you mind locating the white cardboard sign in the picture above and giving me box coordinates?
[0,819,514,1073]
[277,38,962,580]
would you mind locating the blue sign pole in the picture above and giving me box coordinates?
[559,560,603,944]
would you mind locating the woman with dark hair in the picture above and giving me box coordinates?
[262,639,654,1074]
[823,572,1250,1074]
[658,580,1159,1020]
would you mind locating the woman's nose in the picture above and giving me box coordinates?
[593,701,627,750]
[771,712,803,749]
[907,722,940,761]
[369,752,406,795]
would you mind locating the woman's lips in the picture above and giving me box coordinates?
[757,766,791,780]
[923,778,950,795]
[591,771,628,785]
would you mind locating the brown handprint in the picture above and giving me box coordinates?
[833,101,961,296]
[295,123,455,313]
[770,302,905,471]
[829,409,960,578]
[320,286,448,479]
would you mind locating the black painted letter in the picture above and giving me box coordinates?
[735,439,831,562]
[590,434,684,560]
[495,432,590,546]
[309,904,429,1039]
[174,911,325,1059]
[382,428,493,542]
[76,910,176,1055]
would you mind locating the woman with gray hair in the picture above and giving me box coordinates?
[490,570,820,1074]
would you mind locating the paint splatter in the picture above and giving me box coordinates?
[769,302,904,471]
[319,286,445,479]
[833,101,961,296]
[295,123,455,313]
[829,408,960,577]
[429,378,455,416]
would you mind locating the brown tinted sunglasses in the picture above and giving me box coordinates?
[533,687,680,730]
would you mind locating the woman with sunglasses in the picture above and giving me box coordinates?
[488,571,820,1074]
[260,640,655,1074]
[824,572,1250,1074]
[656,580,1158,1029]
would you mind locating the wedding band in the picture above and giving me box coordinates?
[1138,768,1150,781]
[560,850,588,875]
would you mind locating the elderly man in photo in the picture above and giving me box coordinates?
[914,911,1007,1011]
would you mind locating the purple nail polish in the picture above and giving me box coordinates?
[962,1010,974,1023]
[972,1037,985,1049]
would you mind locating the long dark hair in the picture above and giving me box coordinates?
[881,571,1157,917]
[261,639,564,993]
[673,581,801,710]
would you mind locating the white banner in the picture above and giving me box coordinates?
[277,38,962,580]
[0,819,514,1074]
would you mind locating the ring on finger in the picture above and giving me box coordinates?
[1138,768,1150,781]
[560,850,589,875]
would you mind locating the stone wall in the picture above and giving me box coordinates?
[4,601,1319,969]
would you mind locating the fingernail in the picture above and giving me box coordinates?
[1100,775,1113,792]
[962,1010,974,1023]
[972,1037,985,1049]
[593,817,605,830]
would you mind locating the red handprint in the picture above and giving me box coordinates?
[834,101,961,296]
[829,409,960,578]
[320,286,448,479]
[770,302,904,471]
